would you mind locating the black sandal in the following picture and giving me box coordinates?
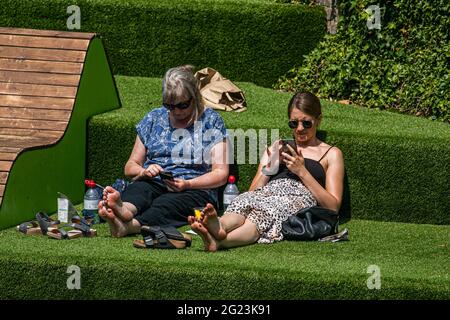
[17,212,59,235]
[36,211,61,235]
[16,221,41,235]
[47,215,97,240]
[133,225,192,249]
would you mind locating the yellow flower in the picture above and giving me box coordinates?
[194,209,202,220]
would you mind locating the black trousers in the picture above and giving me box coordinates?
[121,180,214,227]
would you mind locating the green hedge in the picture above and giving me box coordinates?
[276,0,450,122]
[0,0,326,87]
[88,76,450,225]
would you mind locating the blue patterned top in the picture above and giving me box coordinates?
[136,107,227,203]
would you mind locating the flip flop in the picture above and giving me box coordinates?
[133,225,192,249]
[16,212,59,235]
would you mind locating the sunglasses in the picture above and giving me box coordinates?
[288,119,313,129]
[163,99,191,111]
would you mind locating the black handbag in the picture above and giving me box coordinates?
[281,206,339,241]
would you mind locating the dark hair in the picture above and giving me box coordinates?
[287,92,322,119]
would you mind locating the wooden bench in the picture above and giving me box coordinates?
[0,28,121,229]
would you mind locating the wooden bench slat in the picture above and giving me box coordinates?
[0,135,58,148]
[0,153,16,161]
[0,128,63,139]
[0,58,83,75]
[0,70,80,87]
[0,146,21,153]
[0,161,12,171]
[0,118,68,131]
[0,107,71,121]
[0,46,86,63]
[0,172,8,184]
[0,95,74,110]
[0,83,77,98]
[0,34,90,51]
[0,28,95,40]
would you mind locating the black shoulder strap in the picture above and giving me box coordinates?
[318,146,334,162]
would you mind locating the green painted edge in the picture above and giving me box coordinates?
[0,36,121,230]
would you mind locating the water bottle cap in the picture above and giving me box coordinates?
[85,179,96,188]
[228,175,236,184]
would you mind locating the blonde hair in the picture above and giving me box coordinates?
[162,65,204,122]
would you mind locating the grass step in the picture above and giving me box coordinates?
[0,218,448,299]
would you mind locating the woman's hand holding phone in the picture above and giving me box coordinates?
[280,140,298,157]
[164,178,190,192]
[282,143,305,177]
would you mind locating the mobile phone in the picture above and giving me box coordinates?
[280,139,298,156]
[159,171,174,181]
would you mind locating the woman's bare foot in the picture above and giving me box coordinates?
[190,221,219,252]
[98,201,128,237]
[201,203,226,241]
[187,215,196,225]
[102,186,134,222]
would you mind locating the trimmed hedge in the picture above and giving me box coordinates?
[276,0,450,121]
[0,219,448,299]
[87,76,450,225]
[0,0,326,87]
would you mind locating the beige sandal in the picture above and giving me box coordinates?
[47,215,96,240]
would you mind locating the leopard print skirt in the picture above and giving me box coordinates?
[224,178,317,243]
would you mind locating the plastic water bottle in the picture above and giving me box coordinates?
[83,179,101,224]
[223,175,239,211]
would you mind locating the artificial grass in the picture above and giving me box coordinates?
[0,218,448,299]
[87,76,450,225]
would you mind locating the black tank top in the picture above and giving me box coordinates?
[269,146,333,188]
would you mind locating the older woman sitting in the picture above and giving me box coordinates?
[99,65,229,238]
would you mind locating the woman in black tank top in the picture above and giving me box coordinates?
[188,92,345,251]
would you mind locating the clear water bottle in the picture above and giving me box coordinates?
[223,175,239,211]
[83,179,101,224]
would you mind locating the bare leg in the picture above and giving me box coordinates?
[98,201,141,238]
[219,212,246,234]
[102,186,137,222]
[190,218,259,252]
[218,219,260,249]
